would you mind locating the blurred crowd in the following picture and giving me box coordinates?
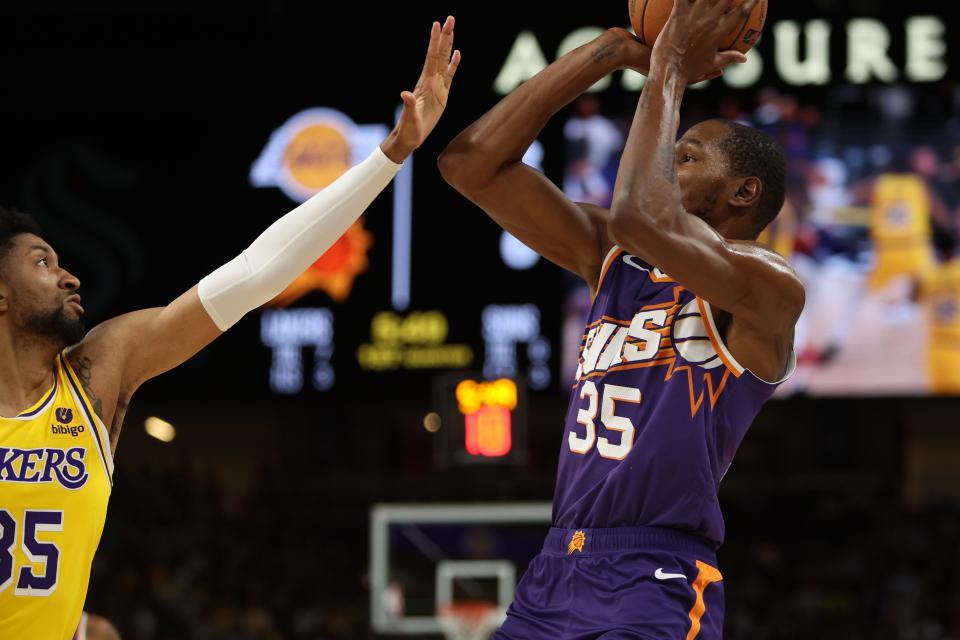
[722,494,960,640]
[87,465,371,640]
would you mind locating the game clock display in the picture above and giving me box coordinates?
[433,372,529,466]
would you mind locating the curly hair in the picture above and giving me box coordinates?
[0,206,42,271]
[716,120,787,236]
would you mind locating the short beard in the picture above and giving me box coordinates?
[27,306,87,348]
[690,186,723,223]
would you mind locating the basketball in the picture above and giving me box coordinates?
[629,0,767,53]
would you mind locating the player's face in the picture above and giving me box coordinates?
[0,233,85,347]
[674,120,736,227]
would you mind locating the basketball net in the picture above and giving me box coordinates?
[437,601,501,640]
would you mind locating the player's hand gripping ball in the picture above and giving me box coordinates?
[630,0,767,53]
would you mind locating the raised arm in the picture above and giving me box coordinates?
[67,17,461,449]
[439,29,651,292]
[607,0,804,380]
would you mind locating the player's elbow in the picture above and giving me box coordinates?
[438,136,493,196]
[608,197,656,249]
[436,146,465,187]
[609,191,680,250]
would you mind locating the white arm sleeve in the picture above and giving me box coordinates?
[197,146,402,330]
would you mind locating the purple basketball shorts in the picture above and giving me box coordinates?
[493,526,723,640]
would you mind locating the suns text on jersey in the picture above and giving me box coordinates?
[0,447,88,489]
[575,308,676,381]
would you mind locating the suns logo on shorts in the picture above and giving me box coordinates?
[567,530,586,554]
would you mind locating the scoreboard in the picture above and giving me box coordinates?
[242,105,561,413]
[433,374,528,465]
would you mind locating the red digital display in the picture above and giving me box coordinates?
[457,379,517,459]
[464,406,513,457]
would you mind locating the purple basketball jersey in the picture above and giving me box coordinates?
[553,247,792,547]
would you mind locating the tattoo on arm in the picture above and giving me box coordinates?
[72,356,105,421]
[590,34,622,63]
[657,86,682,184]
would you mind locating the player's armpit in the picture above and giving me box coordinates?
[69,287,220,422]
[438,29,640,292]
[119,286,222,387]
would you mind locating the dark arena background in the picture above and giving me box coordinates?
[2,0,960,638]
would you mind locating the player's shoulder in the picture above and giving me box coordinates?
[729,240,805,311]
[68,309,157,365]
[730,239,799,275]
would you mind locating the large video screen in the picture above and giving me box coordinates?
[561,80,960,396]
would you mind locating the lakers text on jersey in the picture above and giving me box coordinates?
[0,353,113,640]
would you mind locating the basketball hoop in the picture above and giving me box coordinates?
[437,600,501,640]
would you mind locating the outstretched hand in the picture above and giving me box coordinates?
[652,0,756,83]
[381,16,461,163]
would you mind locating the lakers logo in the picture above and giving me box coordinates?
[249,107,390,305]
[567,530,586,555]
[885,202,910,226]
[934,298,959,324]
[250,107,390,204]
[283,123,351,192]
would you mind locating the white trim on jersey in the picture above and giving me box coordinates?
[696,297,745,376]
[598,245,622,286]
[698,298,797,384]
[63,379,114,482]
[59,355,115,472]
[91,414,113,469]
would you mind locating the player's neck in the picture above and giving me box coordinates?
[0,326,59,418]
[714,216,755,242]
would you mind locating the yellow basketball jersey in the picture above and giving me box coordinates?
[0,353,113,640]
[923,260,960,394]
[869,173,935,290]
